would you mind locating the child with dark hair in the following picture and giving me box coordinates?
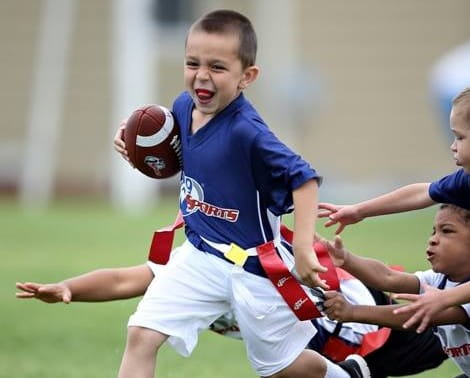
[322,204,470,377]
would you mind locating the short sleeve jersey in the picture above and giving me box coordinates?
[429,169,470,210]
[172,92,321,251]
[415,270,470,375]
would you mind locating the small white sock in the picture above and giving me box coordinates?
[324,358,349,378]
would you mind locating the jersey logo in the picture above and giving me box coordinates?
[180,175,239,222]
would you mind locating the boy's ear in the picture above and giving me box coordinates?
[239,65,260,90]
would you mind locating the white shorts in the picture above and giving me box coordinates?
[128,240,316,376]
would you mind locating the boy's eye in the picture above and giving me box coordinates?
[185,61,198,68]
[442,228,454,234]
[212,64,226,71]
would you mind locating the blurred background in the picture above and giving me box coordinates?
[1,0,470,211]
[2,1,470,377]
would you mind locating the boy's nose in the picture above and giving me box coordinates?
[196,68,209,80]
[450,139,457,152]
[428,234,438,246]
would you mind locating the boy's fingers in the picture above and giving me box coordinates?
[393,293,420,304]
[333,235,343,248]
[416,317,431,333]
[323,219,336,228]
[63,292,72,304]
[401,310,425,331]
[16,282,39,293]
[335,224,346,234]
[16,292,35,299]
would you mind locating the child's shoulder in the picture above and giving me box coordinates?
[173,91,192,109]
[414,269,446,289]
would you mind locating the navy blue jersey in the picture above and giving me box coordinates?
[173,92,321,252]
[429,169,470,210]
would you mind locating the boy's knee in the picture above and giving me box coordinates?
[264,350,327,378]
[126,326,167,353]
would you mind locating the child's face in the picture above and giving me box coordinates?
[426,207,470,281]
[184,30,257,120]
[449,103,470,173]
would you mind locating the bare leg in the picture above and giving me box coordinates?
[266,349,351,378]
[118,326,168,378]
[267,350,327,378]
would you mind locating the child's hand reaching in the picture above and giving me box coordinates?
[393,284,446,333]
[323,291,354,322]
[319,235,349,267]
[16,282,72,304]
[318,203,363,234]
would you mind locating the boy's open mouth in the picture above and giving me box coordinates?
[195,89,215,102]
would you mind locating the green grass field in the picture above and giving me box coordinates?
[0,196,460,378]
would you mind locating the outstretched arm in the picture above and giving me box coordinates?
[292,179,328,289]
[320,235,419,294]
[16,264,153,303]
[324,290,469,329]
[393,281,470,333]
[319,183,434,234]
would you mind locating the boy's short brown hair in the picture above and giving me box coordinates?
[452,87,470,127]
[189,9,257,69]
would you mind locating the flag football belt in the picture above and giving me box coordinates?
[148,212,340,320]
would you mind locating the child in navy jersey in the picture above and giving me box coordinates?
[113,9,361,378]
[318,87,470,333]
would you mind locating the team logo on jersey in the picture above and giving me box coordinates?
[180,175,239,222]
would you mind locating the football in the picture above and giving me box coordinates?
[124,104,182,179]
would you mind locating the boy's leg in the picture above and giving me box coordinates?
[266,349,352,378]
[118,326,168,378]
[231,265,352,378]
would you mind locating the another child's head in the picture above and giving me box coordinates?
[450,87,470,173]
[427,203,470,281]
[184,10,259,118]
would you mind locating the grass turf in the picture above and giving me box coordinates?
[1,196,460,377]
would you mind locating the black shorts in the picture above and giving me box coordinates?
[364,287,447,377]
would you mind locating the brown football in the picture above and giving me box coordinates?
[124,105,182,179]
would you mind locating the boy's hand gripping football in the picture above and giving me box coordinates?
[113,119,131,164]
[318,203,364,234]
[16,282,72,304]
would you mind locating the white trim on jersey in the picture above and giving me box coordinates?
[256,190,268,243]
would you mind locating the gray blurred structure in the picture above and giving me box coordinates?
[1,0,470,207]
[19,0,77,208]
[109,0,161,213]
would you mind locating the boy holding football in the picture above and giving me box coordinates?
[112,9,363,378]
[319,87,470,332]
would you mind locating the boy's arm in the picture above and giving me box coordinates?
[393,282,470,332]
[324,291,469,329]
[292,179,328,289]
[16,264,152,303]
[322,235,420,294]
[319,183,435,234]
